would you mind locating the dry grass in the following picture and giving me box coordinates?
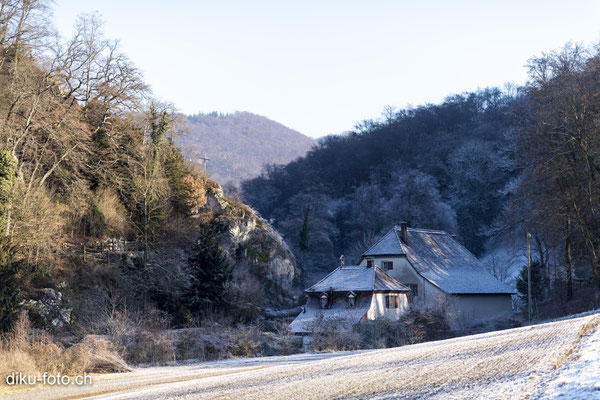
[551,315,599,369]
[0,313,129,386]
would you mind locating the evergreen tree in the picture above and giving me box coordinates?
[0,237,21,332]
[299,206,310,252]
[163,143,192,217]
[0,148,17,232]
[516,260,545,306]
[184,227,232,313]
[83,199,107,238]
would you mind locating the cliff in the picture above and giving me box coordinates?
[198,180,302,311]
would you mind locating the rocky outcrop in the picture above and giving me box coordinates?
[22,287,73,329]
[200,181,302,309]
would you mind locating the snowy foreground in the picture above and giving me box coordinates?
[3,313,599,400]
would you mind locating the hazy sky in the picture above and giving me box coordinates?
[53,1,600,138]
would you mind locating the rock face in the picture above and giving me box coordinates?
[22,287,72,329]
[200,181,302,309]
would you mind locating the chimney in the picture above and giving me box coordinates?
[340,255,345,267]
[400,222,408,243]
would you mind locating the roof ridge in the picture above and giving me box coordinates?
[406,227,449,234]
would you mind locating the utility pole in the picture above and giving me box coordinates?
[198,152,210,173]
[527,232,532,322]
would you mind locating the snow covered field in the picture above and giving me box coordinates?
[3,312,599,400]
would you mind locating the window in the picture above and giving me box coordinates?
[320,293,329,309]
[409,284,418,297]
[366,258,374,268]
[347,291,356,308]
[407,284,418,304]
[382,261,394,270]
[385,295,399,309]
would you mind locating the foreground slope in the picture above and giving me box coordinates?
[4,313,599,400]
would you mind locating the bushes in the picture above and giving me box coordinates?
[113,324,301,365]
[307,307,450,352]
[307,315,361,352]
[0,313,128,387]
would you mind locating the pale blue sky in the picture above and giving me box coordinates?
[53,1,600,138]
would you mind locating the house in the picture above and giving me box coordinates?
[289,261,410,334]
[359,223,515,325]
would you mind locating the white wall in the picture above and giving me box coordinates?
[366,292,409,320]
[360,256,514,328]
[360,256,445,309]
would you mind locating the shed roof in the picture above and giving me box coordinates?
[363,227,515,295]
[306,265,409,293]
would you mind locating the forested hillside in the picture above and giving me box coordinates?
[243,44,600,315]
[243,89,519,284]
[178,112,315,185]
[0,0,302,361]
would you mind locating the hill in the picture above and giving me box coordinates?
[242,89,519,285]
[177,112,315,185]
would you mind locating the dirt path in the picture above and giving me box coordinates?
[2,313,598,400]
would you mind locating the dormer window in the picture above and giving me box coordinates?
[347,291,357,308]
[382,261,393,270]
[320,293,329,309]
[366,258,374,268]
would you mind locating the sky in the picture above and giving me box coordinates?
[52,1,600,138]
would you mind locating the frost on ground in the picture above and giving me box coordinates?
[2,313,599,400]
[536,315,600,399]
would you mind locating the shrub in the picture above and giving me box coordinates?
[0,313,128,387]
[355,318,410,349]
[307,314,361,352]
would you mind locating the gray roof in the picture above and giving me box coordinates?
[289,296,371,334]
[362,227,515,295]
[306,265,409,293]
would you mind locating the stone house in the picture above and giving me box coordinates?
[359,223,515,325]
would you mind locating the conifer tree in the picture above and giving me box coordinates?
[516,260,545,309]
[0,237,21,331]
[184,227,232,313]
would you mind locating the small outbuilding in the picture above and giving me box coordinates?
[289,264,410,334]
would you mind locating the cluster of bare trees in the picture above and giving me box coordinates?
[514,44,600,298]
[0,0,195,279]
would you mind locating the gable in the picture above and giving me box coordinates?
[362,228,406,256]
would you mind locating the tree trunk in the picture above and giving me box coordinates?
[565,215,573,300]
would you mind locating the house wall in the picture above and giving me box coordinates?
[359,256,514,328]
[359,256,445,309]
[446,294,514,328]
[366,292,409,320]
